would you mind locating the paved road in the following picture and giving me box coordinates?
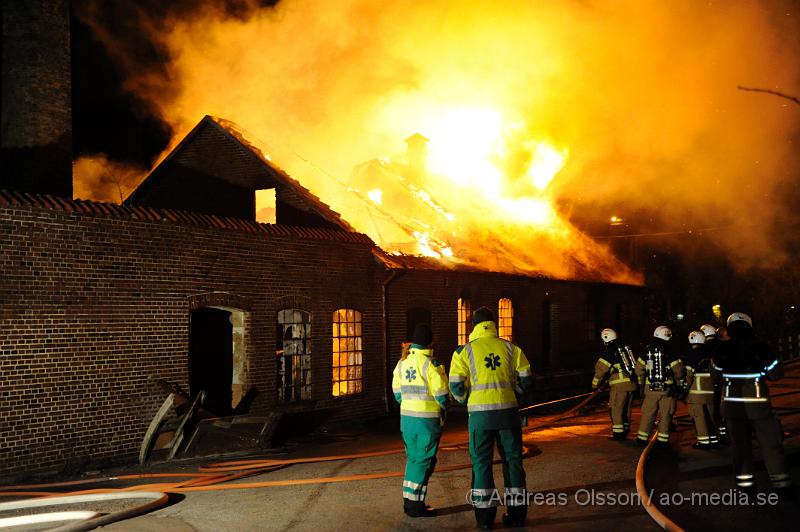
[7,365,800,531]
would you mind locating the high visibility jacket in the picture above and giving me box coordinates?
[712,338,783,403]
[449,321,533,413]
[591,341,637,391]
[392,347,448,419]
[684,346,715,401]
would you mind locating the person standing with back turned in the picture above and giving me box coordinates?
[391,323,449,517]
[449,307,534,530]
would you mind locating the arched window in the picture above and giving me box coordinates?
[457,297,472,345]
[498,298,514,341]
[332,308,363,397]
[277,309,312,402]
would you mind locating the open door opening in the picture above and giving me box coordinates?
[189,307,234,416]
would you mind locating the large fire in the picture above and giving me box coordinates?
[74,0,800,280]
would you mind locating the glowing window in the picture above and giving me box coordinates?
[498,298,514,341]
[332,309,363,397]
[458,298,472,345]
[277,309,312,403]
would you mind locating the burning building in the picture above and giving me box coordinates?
[0,114,645,478]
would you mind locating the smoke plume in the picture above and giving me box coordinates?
[74,0,800,277]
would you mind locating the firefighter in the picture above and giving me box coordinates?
[712,312,795,497]
[684,330,719,449]
[635,325,684,447]
[702,323,727,441]
[391,323,449,518]
[591,328,638,440]
[449,307,534,530]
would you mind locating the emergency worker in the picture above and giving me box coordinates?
[635,325,684,447]
[391,324,448,517]
[591,328,638,440]
[684,331,719,448]
[449,307,534,530]
[712,312,794,496]
[702,323,726,441]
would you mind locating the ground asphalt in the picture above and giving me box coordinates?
[5,365,800,531]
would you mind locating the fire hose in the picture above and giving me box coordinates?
[0,390,607,530]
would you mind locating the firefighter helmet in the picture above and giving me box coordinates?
[600,328,617,343]
[688,330,706,344]
[700,324,716,338]
[726,312,752,327]
[653,325,672,341]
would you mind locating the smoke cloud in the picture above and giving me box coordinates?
[75,0,800,277]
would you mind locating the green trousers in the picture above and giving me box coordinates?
[469,425,526,508]
[401,425,441,502]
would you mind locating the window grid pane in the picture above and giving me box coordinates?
[332,308,363,397]
[458,298,472,345]
[277,309,312,403]
[498,298,514,341]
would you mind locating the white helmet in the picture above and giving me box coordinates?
[653,325,672,341]
[727,312,752,327]
[700,324,716,338]
[688,331,706,344]
[600,328,617,343]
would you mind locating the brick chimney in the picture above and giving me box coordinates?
[1,0,73,198]
[405,132,428,184]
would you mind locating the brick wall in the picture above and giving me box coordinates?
[385,270,647,396]
[0,204,384,478]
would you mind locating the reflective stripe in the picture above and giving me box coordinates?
[452,393,466,401]
[609,374,630,385]
[517,369,532,377]
[737,481,754,487]
[402,393,435,401]
[465,343,479,383]
[689,390,714,394]
[467,401,518,412]
[472,381,513,391]
[404,480,421,489]
[400,409,440,418]
[736,474,753,480]
[392,385,401,393]
[765,359,779,372]
[432,389,448,398]
[504,341,513,374]
[723,372,764,379]
[449,374,466,383]
[421,359,431,386]
[401,385,429,394]
[597,358,611,367]
[724,397,769,403]
[657,433,669,442]
[403,492,424,501]
[505,487,525,495]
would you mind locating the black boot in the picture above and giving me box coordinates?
[474,507,497,530]
[404,499,437,518]
[501,505,527,527]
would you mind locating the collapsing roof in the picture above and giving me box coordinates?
[125,115,641,285]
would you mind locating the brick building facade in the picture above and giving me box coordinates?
[0,192,384,477]
[0,115,647,479]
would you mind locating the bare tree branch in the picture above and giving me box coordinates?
[738,85,800,106]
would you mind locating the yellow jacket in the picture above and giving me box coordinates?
[449,321,533,412]
[392,347,448,418]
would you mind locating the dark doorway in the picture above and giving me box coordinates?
[190,307,233,416]
[406,307,432,342]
